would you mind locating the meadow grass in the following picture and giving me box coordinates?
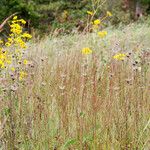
[0,23,150,150]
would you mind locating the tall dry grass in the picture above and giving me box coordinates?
[0,24,150,149]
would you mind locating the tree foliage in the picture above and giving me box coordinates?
[0,0,150,34]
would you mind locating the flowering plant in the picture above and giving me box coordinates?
[0,16,32,81]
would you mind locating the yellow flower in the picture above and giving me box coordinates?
[0,60,5,68]
[93,19,101,25]
[8,38,13,44]
[98,31,107,38]
[13,16,18,20]
[107,11,112,17]
[19,19,26,24]
[14,38,26,48]
[10,24,21,30]
[0,53,6,60]
[10,23,22,34]
[22,33,32,39]
[5,42,11,47]
[0,60,3,64]
[20,43,26,49]
[9,33,14,37]
[19,71,27,80]
[0,16,31,77]
[82,47,92,55]
[23,59,28,65]
[93,25,99,30]
[113,53,126,60]
[0,40,3,44]
[6,60,12,64]
[11,67,15,71]
[87,11,94,15]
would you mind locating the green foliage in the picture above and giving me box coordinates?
[142,0,150,4]
[105,0,131,25]
[62,139,77,149]
[0,0,150,34]
[0,0,39,26]
[0,0,91,33]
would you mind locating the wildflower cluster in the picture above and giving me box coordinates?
[82,47,92,55]
[98,31,107,38]
[0,48,11,68]
[87,11,94,16]
[92,11,112,38]
[94,19,101,25]
[113,53,126,60]
[0,16,32,81]
[82,11,112,55]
